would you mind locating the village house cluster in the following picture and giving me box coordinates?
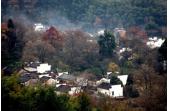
[146,36,165,49]
[19,61,128,98]
[22,25,165,98]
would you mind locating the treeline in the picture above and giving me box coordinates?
[2,0,167,36]
[2,73,92,111]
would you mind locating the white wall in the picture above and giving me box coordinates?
[69,87,82,95]
[117,75,128,85]
[97,88,111,96]
[146,37,165,49]
[34,23,46,32]
[110,85,123,97]
[107,72,112,75]
[39,74,50,78]
[97,29,105,35]
[58,72,68,76]
[37,63,51,73]
[24,67,37,72]
[97,84,123,97]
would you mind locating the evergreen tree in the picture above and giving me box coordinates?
[110,75,122,85]
[98,30,116,58]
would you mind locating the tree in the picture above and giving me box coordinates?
[124,74,139,98]
[145,21,160,36]
[107,62,119,73]
[22,40,55,62]
[110,76,122,85]
[7,19,17,50]
[98,96,115,111]
[1,73,22,111]
[126,74,134,85]
[2,73,73,111]
[63,30,89,71]
[2,19,23,71]
[158,39,167,73]
[98,30,116,58]
[124,85,139,98]
[134,64,155,96]
[63,30,99,71]
[86,67,103,78]
[43,26,64,50]
[33,87,59,111]
[7,19,15,29]
[133,64,166,111]
[158,39,167,61]
[77,92,92,111]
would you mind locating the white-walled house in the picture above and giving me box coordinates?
[117,75,128,86]
[96,75,128,97]
[55,85,71,95]
[38,74,51,78]
[97,83,123,98]
[55,85,82,95]
[146,37,165,49]
[110,85,123,97]
[23,62,52,74]
[97,29,105,35]
[24,67,37,72]
[37,63,51,73]
[58,72,69,76]
[68,87,82,95]
[119,47,132,54]
[34,23,47,32]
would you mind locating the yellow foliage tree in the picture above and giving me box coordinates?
[107,62,119,73]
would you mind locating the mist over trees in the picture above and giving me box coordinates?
[2,0,167,36]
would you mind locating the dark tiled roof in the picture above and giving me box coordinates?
[23,73,38,78]
[24,61,41,68]
[58,74,76,81]
[20,73,39,83]
[55,85,71,92]
[28,62,41,68]
[39,76,50,83]
[30,73,38,79]
[20,74,31,83]
[98,83,111,90]
[95,76,103,81]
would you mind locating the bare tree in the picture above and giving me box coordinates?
[133,64,166,111]
[22,40,55,62]
[63,30,99,71]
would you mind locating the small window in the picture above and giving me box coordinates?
[112,91,114,96]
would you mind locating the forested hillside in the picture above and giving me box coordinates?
[2,0,167,36]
